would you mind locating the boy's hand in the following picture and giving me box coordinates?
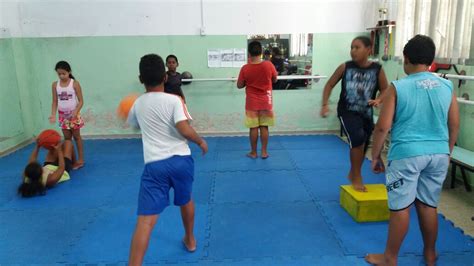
[198,140,208,155]
[320,105,330,117]
[371,156,385,174]
[368,98,382,107]
[49,115,56,124]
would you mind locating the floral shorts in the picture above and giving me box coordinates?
[245,110,275,128]
[58,111,85,130]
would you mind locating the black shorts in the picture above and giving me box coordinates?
[339,112,373,150]
[44,158,73,172]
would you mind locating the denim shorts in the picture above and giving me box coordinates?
[386,154,449,211]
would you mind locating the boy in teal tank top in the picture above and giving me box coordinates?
[366,35,460,266]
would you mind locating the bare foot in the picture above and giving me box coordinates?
[261,151,269,159]
[72,161,85,170]
[182,236,197,252]
[246,152,257,159]
[424,249,438,266]
[351,174,367,192]
[352,182,367,192]
[365,253,387,265]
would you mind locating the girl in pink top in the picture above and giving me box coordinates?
[49,61,85,169]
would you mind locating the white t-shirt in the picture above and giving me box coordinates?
[127,92,192,164]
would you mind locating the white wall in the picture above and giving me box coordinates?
[1,0,390,38]
[1,1,21,38]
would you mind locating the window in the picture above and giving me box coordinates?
[395,0,473,64]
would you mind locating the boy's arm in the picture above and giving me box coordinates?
[369,68,389,107]
[175,121,208,155]
[173,99,208,154]
[447,91,460,153]
[237,67,246,89]
[50,83,58,123]
[126,104,140,129]
[237,80,246,88]
[320,63,345,117]
[372,85,396,160]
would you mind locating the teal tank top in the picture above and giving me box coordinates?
[388,72,453,160]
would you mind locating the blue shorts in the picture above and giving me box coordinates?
[386,154,449,211]
[137,155,194,215]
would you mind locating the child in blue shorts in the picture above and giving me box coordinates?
[367,35,460,266]
[127,54,208,265]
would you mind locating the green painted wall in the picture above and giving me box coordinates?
[0,37,28,152]
[312,33,362,130]
[9,35,249,138]
[3,33,359,146]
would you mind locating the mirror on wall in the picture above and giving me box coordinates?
[247,33,313,90]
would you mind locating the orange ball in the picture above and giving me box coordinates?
[37,129,61,150]
[117,94,139,120]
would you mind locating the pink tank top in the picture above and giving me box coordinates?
[56,79,78,113]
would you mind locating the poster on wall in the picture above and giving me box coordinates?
[233,48,247,67]
[220,49,234,67]
[208,49,221,68]
[208,49,247,68]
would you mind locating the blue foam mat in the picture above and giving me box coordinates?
[288,148,351,170]
[320,201,474,256]
[207,202,343,259]
[0,208,99,263]
[274,134,348,150]
[64,205,209,263]
[192,151,218,172]
[298,165,384,201]
[216,136,284,151]
[0,177,21,207]
[0,136,472,264]
[213,170,311,203]
[215,150,295,172]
